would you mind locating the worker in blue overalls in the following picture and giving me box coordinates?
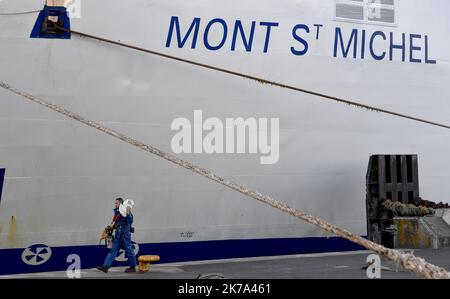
[96,198,137,273]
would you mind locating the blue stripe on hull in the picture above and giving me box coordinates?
[30,6,71,39]
[0,236,364,275]
[0,168,5,204]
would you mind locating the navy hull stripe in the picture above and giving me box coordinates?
[0,236,364,275]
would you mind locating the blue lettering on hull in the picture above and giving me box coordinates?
[164,16,437,64]
[165,16,278,53]
[333,27,436,64]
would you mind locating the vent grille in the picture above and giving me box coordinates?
[336,3,364,20]
[369,0,394,5]
[336,0,396,25]
[368,7,395,23]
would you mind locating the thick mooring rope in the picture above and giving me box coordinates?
[51,24,450,130]
[1,81,448,279]
[383,200,435,217]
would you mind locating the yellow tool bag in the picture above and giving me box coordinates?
[99,226,114,249]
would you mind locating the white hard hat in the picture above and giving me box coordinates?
[119,199,135,217]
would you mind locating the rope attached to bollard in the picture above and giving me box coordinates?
[1,81,448,279]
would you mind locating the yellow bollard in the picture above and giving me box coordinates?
[137,255,160,273]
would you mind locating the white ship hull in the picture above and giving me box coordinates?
[0,0,449,274]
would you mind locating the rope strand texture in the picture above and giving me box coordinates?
[1,81,448,279]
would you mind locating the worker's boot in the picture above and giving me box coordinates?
[96,265,109,273]
[124,267,136,273]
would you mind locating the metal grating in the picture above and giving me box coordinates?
[368,7,395,23]
[336,3,364,20]
[369,0,394,5]
[366,155,420,247]
[336,0,395,25]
